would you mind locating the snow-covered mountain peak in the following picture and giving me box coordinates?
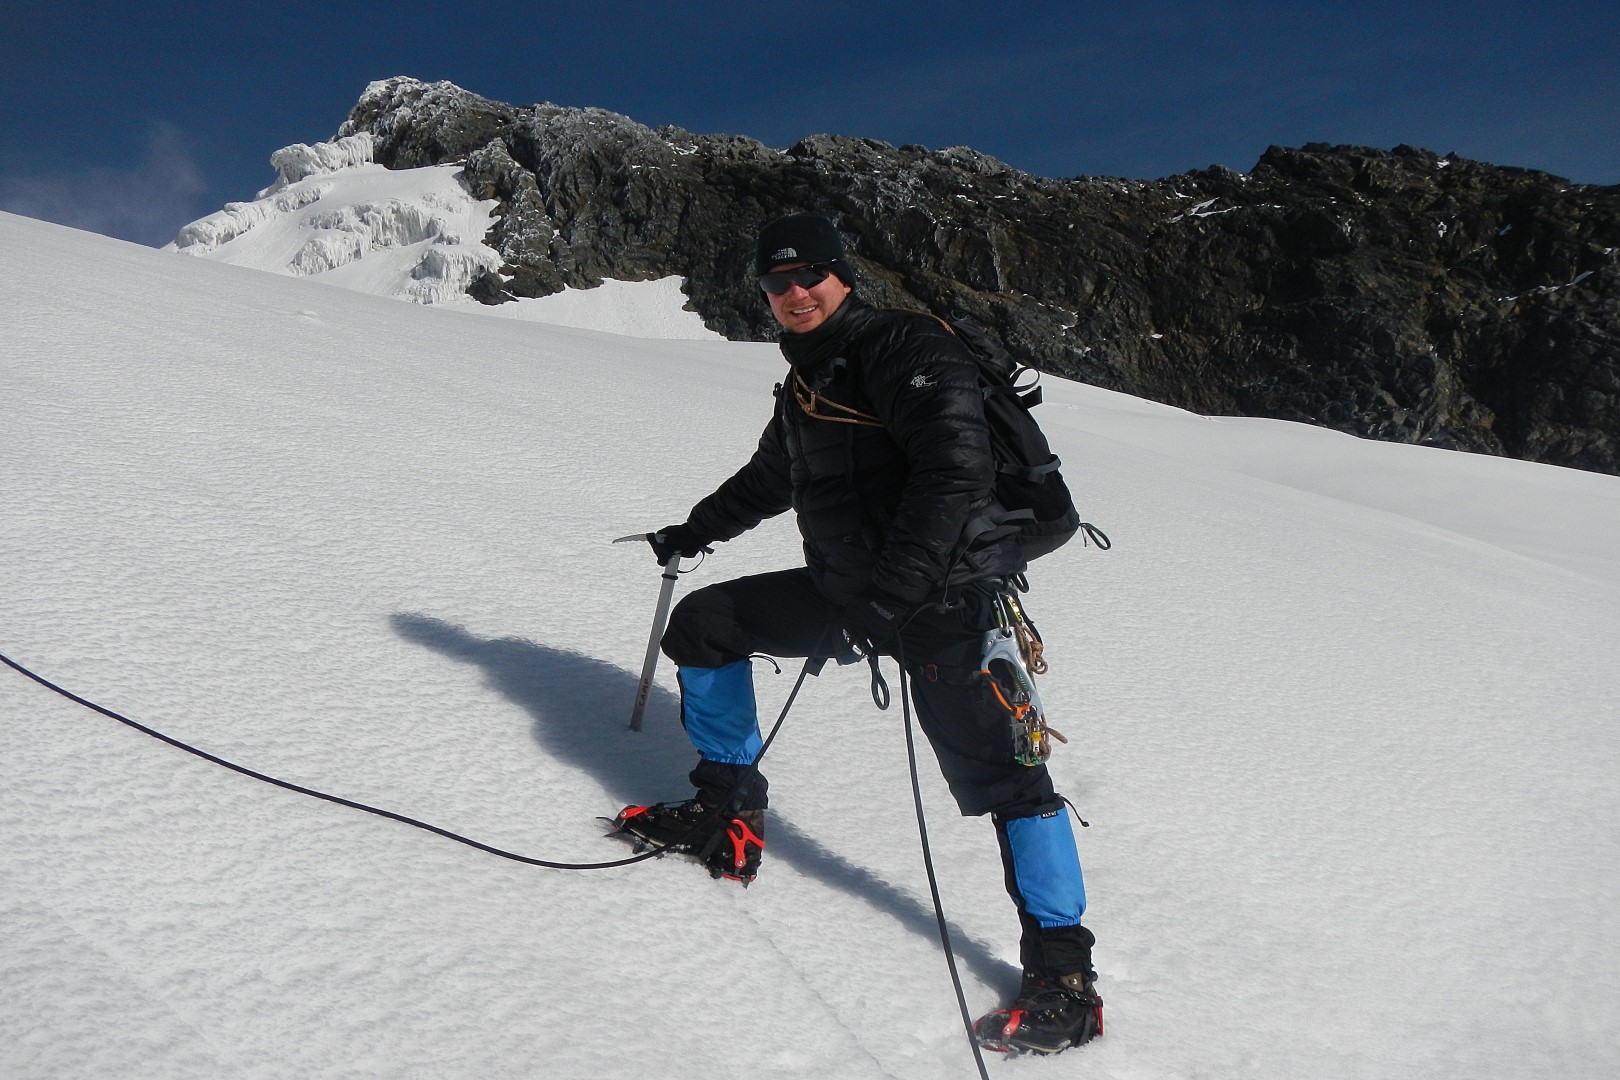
[168,141,502,306]
[341,76,510,145]
[165,125,719,338]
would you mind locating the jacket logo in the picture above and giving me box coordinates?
[771,246,798,261]
[910,374,937,388]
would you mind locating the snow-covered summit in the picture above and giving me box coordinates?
[169,136,499,306]
[166,129,719,338]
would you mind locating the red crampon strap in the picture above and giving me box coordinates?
[724,817,765,871]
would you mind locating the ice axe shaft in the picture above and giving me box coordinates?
[615,533,680,731]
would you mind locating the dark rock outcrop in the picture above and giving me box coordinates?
[338,77,1620,475]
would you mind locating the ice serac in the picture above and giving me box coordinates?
[172,135,380,254]
[331,75,1620,476]
[167,123,501,307]
[171,184,330,253]
[267,132,377,191]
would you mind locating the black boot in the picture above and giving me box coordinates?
[612,799,766,885]
[973,969,1103,1055]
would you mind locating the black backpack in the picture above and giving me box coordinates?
[939,312,1084,562]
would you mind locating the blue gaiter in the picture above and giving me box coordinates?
[677,661,762,765]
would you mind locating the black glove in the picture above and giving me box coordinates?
[837,592,909,656]
[647,523,713,563]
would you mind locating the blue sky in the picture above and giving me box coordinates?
[3,1,1616,247]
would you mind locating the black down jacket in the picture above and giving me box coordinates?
[687,296,1025,606]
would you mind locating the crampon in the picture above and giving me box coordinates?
[972,974,1103,1056]
[607,800,765,886]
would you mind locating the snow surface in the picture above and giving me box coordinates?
[5,209,1620,1079]
[167,134,720,340]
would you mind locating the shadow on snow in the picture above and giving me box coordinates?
[391,610,1020,993]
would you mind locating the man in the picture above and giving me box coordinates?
[613,213,1102,1055]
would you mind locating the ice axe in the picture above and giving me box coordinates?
[614,533,683,731]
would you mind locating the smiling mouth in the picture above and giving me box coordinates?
[790,306,816,316]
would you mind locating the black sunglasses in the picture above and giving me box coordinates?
[758,263,833,295]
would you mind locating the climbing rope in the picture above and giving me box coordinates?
[0,647,811,872]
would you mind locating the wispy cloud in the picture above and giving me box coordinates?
[0,122,210,247]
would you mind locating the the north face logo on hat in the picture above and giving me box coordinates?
[772,247,798,261]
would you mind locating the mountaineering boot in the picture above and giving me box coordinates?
[612,799,766,885]
[973,969,1103,1055]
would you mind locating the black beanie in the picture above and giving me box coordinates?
[755,213,857,288]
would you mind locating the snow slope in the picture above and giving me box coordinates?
[4,210,1619,1080]
[166,133,720,340]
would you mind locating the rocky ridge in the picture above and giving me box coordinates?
[337,76,1619,474]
